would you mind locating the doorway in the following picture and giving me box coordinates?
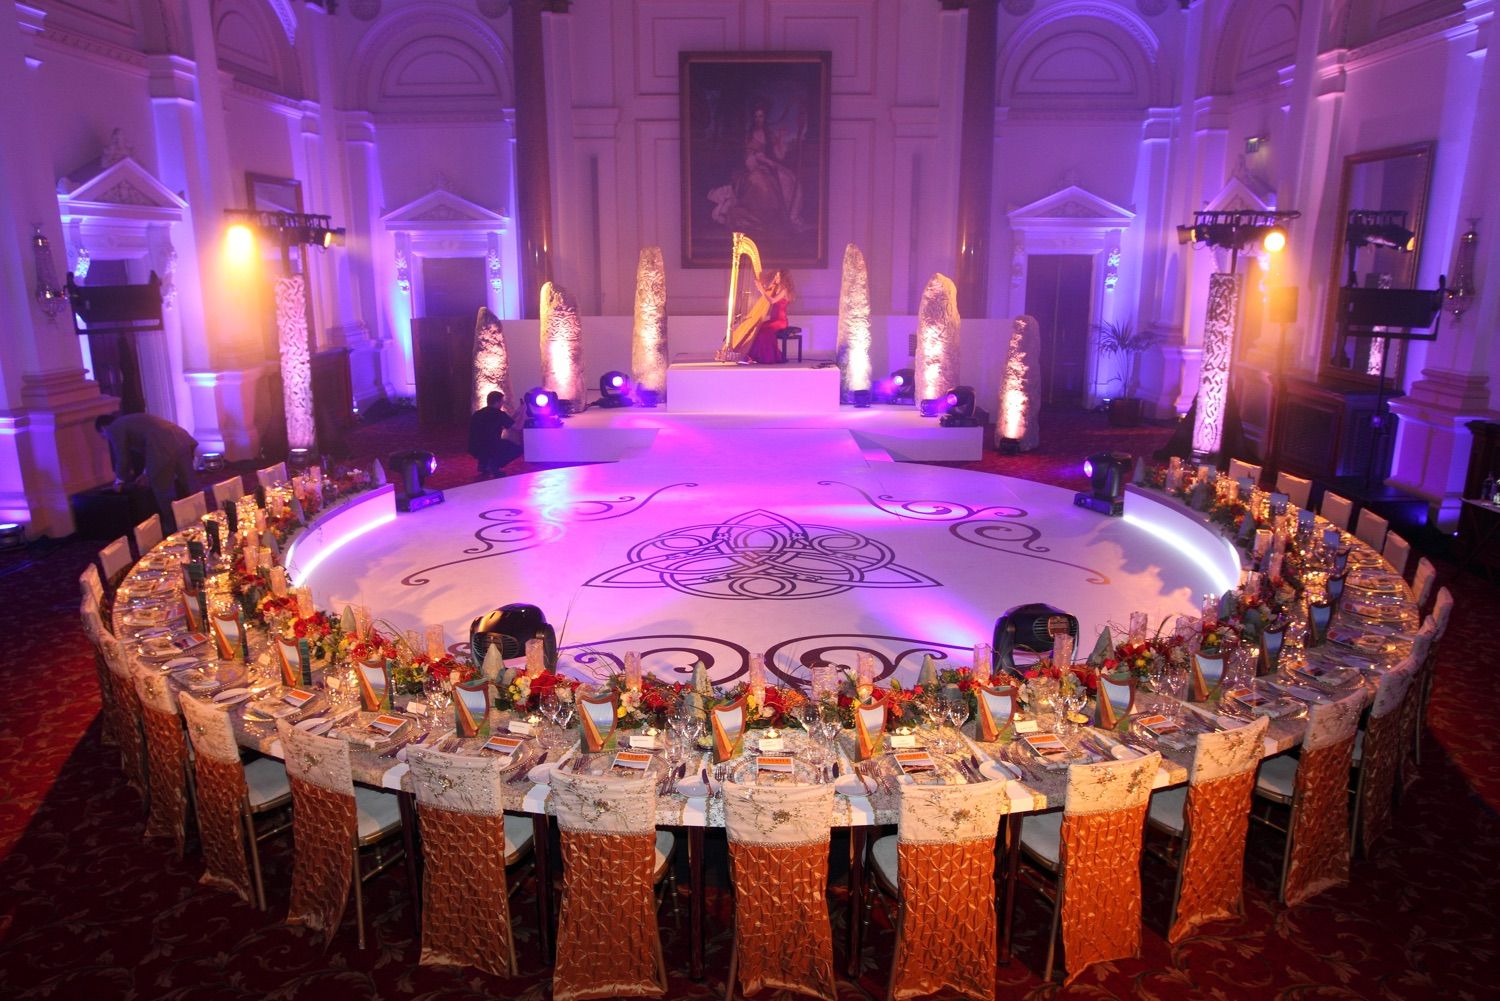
[1024,254,1093,408]
[412,256,486,427]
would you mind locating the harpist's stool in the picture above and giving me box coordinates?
[777,327,803,363]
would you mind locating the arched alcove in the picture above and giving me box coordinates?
[1209,0,1301,95]
[212,0,302,98]
[349,2,513,115]
[999,1,1165,111]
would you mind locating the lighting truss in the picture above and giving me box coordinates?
[225,209,346,248]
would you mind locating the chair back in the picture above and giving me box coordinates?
[133,514,163,556]
[550,768,659,835]
[1430,586,1454,641]
[279,720,355,794]
[179,692,256,906]
[1274,471,1312,510]
[1303,690,1364,752]
[180,692,243,762]
[1381,533,1411,577]
[136,668,190,854]
[1355,509,1390,551]
[1371,654,1420,720]
[212,476,246,508]
[1063,753,1160,816]
[722,781,832,846]
[135,669,181,717]
[1187,715,1268,786]
[1412,557,1436,610]
[1320,492,1354,531]
[407,745,507,816]
[276,720,359,945]
[80,563,106,605]
[171,492,208,531]
[1227,458,1261,486]
[98,536,132,585]
[1282,690,1363,907]
[257,462,289,488]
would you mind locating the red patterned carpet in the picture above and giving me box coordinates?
[2,409,1497,999]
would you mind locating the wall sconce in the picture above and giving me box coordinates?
[486,248,503,293]
[395,249,411,295]
[1448,220,1478,320]
[73,246,92,283]
[32,226,68,320]
[1104,247,1122,292]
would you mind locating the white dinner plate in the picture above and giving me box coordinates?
[213,688,251,706]
[295,717,333,736]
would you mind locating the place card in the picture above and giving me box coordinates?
[484,734,525,756]
[629,733,661,749]
[1012,716,1039,734]
[508,719,535,736]
[612,749,653,772]
[755,727,784,751]
[1022,733,1068,758]
[282,688,315,708]
[368,714,407,736]
[405,700,429,717]
[888,732,918,749]
[894,750,937,775]
[756,755,794,773]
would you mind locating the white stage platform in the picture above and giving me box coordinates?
[666,358,842,414]
[300,428,1238,690]
[524,404,985,463]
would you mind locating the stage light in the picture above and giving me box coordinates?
[470,603,557,666]
[320,227,346,249]
[391,449,444,512]
[225,223,256,265]
[525,387,563,428]
[1075,451,1132,516]
[0,522,24,550]
[993,602,1080,669]
[1261,226,1287,253]
[198,451,226,473]
[1176,224,1197,245]
[939,385,983,428]
[849,389,872,409]
[890,368,916,403]
[596,371,633,409]
[288,447,313,470]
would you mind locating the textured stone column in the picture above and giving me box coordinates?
[514,0,562,319]
[630,247,667,396]
[836,244,872,395]
[953,0,998,317]
[539,282,585,405]
[1192,274,1240,458]
[275,277,315,451]
[916,274,961,404]
[472,306,512,410]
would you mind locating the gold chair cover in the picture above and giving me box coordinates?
[722,782,835,1000]
[550,770,665,1001]
[179,693,253,904]
[104,637,148,799]
[406,747,517,978]
[81,600,119,748]
[279,722,357,945]
[1360,655,1420,852]
[1168,715,1267,943]
[136,672,188,856]
[890,780,1005,1001]
[1282,692,1362,907]
[1058,754,1160,985]
[1399,620,1436,791]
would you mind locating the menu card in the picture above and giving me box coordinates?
[1136,713,1184,737]
[483,734,525,757]
[368,713,406,736]
[282,687,315,708]
[1021,733,1068,758]
[611,749,653,774]
[894,750,937,775]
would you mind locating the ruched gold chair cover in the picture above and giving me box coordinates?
[1357,654,1420,853]
[406,745,525,979]
[79,593,119,749]
[279,721,361,946]
[549,769,667,1001]
[135,670,189,856]
[180,692,257,905]
[721,781,836,1001]
[96,617,148,801]
[882,779,1005,1001]
[1156,716,1269,943]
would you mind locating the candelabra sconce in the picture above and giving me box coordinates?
[1448,220,1478,320]
[32,226,68,320]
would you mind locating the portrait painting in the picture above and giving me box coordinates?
[680,51,831,268]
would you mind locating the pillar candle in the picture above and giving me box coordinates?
[748,653,767,704]
[295,587,314,618]
[1128,610,1147,642]
[425,624,445,660]
[972,642,992,686]
[268,566,288,597]
[525,636,546,678]
[624,650,643,691]
[856,652,876,687]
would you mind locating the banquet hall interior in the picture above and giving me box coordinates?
[4,1,1500,998]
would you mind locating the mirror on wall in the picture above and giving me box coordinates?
[1320,142,1434,387]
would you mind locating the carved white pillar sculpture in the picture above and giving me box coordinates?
[539,281,585,405]
[1000,315,1041,451]
[1192,273,1239,458]
[472,306,512,409]
[836,243,872,395]
[275,275,315,450]
[915,273,960,404]
[630,246,667,395]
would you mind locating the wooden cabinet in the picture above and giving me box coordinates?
[1273,377,1396,482]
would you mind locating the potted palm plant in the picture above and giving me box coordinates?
[1093,320,1158,426]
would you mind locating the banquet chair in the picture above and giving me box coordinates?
[80,563,106,608]
[257,462,289,489]
[406,746,537,978]
[171,491,208,532]
[1319,492,1354,531]
[1352,653,1421,856]
[1227,458,1261,486]
[871,778,1004,1000]
[722,781,835,1001]
[1381,533,1412,577]
[180,692,291,909]
[99,618,149,802]
[277,721,406,948]
[212,475,246,509]
[135,669,192,857]
[1146,716,1269,943]
[133,514,163,558]
[98,535,132,588]
[1411,587,1453,769]
[80,595,119,749]
[1008,752,1161,984]
[1274,471,1312,511]
[1250,690,1363,905]
[1354,508,1390,551]
[1411,557,1437,611]
[548,768,671,1001]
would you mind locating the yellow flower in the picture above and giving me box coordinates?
[616,706,627,718]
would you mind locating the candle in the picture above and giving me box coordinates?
[811,662,836,699]
[1253,529,1272,557]
[748,652,768,704]
[1128,611,1147,642]
[269,566,288,597]
[972,642,992,686]
[426,624,445,660]
[624,650,643,691]
[355,604,372,640]
[525,636,546,678]
[243,546,259,572]
[1051,632,1074,669]
[856,652,876,687]
[295,586,314,618]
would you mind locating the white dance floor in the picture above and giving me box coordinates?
[302,427,1237,689]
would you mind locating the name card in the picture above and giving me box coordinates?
[888,733,918,749]
[282,688,315,708]
[629,734,661,749]
[369,714,406,736]
[508,719,535,736]
[405,700,429,717]
[484,734,525,756]
[756,755,794,773]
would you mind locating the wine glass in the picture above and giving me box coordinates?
[324,670,343,707]
[1162,662,1189,723]
[1061,689,1087,737]
[942,696,970,752]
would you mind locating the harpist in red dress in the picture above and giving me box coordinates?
[733,270,794,364]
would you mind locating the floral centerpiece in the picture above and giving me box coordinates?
[812,671,919,728]
[492,668,582,715]
[285,610,341,665]
[1101,637,1165,682]
[393,652,471,696]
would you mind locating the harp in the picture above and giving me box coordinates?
[724,232,766,353]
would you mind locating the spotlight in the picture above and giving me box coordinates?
[849,389,872,409]
[1176,224,1198,245]
[993,602,1080,668]
[1261,226,1288,253]
[889,368,916,403]
[225,223,256,264]
[596,371,633,409]
[198,451,226,473]
[1075,451,1132,516]
[390,449,444,512]
[939,385,982,428]
[320,227,347,249]
[636,388,660,408]
[288,447,313,471]
[0,522,25,550]
[524,387,563,428]
[470,603,558,666]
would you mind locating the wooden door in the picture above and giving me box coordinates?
[1025,254,1093,408]
[411,317,473,428]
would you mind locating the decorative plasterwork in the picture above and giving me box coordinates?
[1202,172,1276,215]
[380,189,510,233]
[1007,184,1137,236]
[57,156,188,223]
